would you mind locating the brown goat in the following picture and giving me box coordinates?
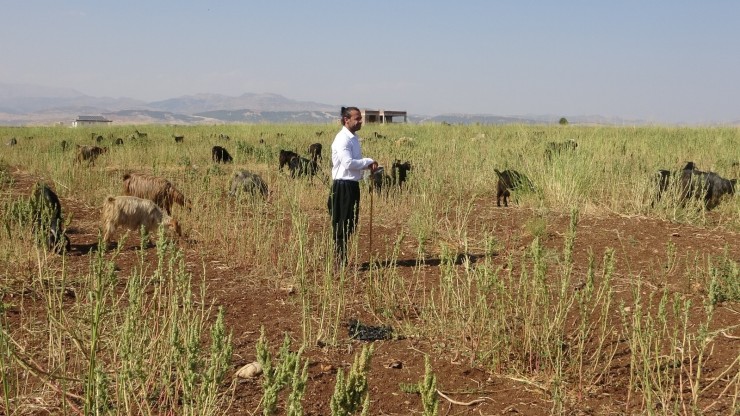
[122,173,190,215]
[101,196,181,245]
[75,145,108,165]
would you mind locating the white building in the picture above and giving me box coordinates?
[72,115,112,127]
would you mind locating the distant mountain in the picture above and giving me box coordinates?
[149,93,336,114]
[193,109,337,123]
[0,83,344,125]
[0,82,84,99]
[0,82,676,126]
[0,83,147,115]
[421,114,544,125]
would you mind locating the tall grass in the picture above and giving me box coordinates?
[1,123,738,413]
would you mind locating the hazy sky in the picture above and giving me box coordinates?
[1,1,738,124]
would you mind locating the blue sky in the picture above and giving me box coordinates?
[1,1,738,123]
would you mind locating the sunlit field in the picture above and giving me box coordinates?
[1,123,738,415]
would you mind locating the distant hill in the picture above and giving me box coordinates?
[0,82,663,126]
[149,93,336,114]
[193,109,337,123]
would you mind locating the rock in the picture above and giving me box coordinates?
[236,361,262,379]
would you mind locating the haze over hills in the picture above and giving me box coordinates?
[0,82,709,126]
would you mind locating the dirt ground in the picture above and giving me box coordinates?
[3,166,739,415]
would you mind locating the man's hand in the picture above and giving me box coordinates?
[369,161,379,173]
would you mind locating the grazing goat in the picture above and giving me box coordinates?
[173,134,184,143]
[75,145,108,165]
[122,173,190,215]
[545,140,578,160]
[369,166,386,193]
[369,160,412,194]
[653,162,696,204]
[30,183,70,254]
[279,149,299,171]
[494,169,533,207]
[390,160,412,188]
[101,196,181,245]
[6,138,17,146]
[95,135,104,143]
[308,143,323,162]
[114,138,124,145]
[288,155,318,178]
[679,165,736,210]
[229,170,268,198]
[211,146,233,163]
[654,162,736,210]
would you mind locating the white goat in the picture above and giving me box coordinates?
[101,196,181,244]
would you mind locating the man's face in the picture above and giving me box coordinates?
[345,110,363,133]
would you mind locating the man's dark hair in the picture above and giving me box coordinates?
[341,106,360,119]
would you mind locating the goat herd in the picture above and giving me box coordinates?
[28,137,415,254]
[22,135,737,256]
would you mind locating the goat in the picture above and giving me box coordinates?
[30,183,70,254]
[308,143,323,162]
[545,140,578,160]
[122,173,190,215]
[212,146,233,163]
[134,129,148,139]
[114,138,124,145]
[288,155,318,178]
[6,138,17,146]
[75,145,108,165]
[229,170,268,198]
[653,162,735,210]
[494,169,533,207]
[390,160,412,188]
[370,160,412,195]
[101,196,181,245]
[173,134,184,143]
[279,149,299,171]
[369,166,387,193]
[653,162,696,204]
[679,165,736,210]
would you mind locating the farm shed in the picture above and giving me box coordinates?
[72,115,112,127]
[361,109,407,124]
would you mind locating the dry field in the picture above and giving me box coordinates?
[1,123,739,415]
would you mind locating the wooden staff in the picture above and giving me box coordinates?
[369,171,374,260]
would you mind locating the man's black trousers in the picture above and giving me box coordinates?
[328,179,360,262]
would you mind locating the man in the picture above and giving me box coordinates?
[328,107,378,264]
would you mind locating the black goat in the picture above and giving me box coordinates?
[30,183,70,254]
[308,143,323,162]
[370,160,413,194]
[279,149,299,171]
[654,162,736,210]
[545,140,578,160]
[288,155,318,178]
[212,146,233,163]
[494,169,533,207]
